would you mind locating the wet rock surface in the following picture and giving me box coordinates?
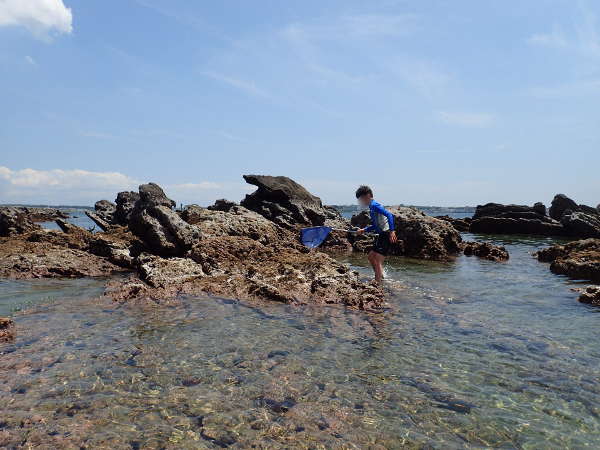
[461,241,509,262]
[435,215,472,232]
[536,239,600,283]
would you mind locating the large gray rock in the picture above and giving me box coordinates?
[0,207,41,236]
[128,183,201,256]
[114,191,140,225]
[241,175,345,229]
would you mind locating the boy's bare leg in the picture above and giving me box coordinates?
[368,251,385,283]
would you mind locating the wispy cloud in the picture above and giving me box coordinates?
[201,71,274,100]
[0,166,137,190]
[24,55,37,66]
[436,111,494,128]
[0,0,72,39]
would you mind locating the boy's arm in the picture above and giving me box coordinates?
[363,224,376,233]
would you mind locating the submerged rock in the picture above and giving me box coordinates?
[536,239,600,283]
[0,317,15,342]
[461,241,509,262]
[0,207,41,236]
[578,286,600,305]
[241,174,345,229]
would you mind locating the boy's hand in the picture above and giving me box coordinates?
[389,230,397,243]
[357,228,365,235]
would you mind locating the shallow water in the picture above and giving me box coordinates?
[1,233,599,448]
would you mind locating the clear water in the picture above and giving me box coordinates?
[1,233,599,448]
[39,209,97,232]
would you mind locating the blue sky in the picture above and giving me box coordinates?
[1,0,599,207]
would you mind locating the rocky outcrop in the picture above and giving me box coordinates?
[349,207,461,260]
[547,194,600,238]
[0,317,15,342]
[461,241,509,262]
[549,194,579,220]
[207,199,237,212]
[0,207,41,236]
[241,175,346,229]
[536,239,600,283]
[94,200,116,222]
[0,234,125,279]
[128,183,200,257]
[470,202,564,236]
[560,211,600,238]
[435,215,472,232]
[113,191,140,225]
[85,211,112,231]
[578,285,600,306]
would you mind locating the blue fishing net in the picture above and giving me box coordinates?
[300,226,333,248]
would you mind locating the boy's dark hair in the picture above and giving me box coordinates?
[355,185,373,199]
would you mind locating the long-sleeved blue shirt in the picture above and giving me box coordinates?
[364,200,395,233]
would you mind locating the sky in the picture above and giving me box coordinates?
[0,0,599,207]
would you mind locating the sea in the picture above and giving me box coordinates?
[1,210,598,447]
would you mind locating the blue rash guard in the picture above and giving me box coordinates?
[364,200,395,233]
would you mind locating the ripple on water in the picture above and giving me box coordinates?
[1,234,600,448]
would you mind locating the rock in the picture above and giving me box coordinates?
[473,203,541,220]
[0,317,15,342]
[207,199,237,212]
[108,234,384,310]
[136,253,205,288]
[350,207,461,260]
[94,200,116,222]
[5,207,69,222]
[241,175,345,229]
[87,227,143,268]
[560,211,600,238]
[578,286,600,305]
[128,183,201,256]
[549,194,579,220]
[461,241,509,262]
[533,202,547,216]
[470,202,564,236]
[0,235,125,279]
[181,204,294,247]
[536,239,600,282]
[350,211,370,229]
[129,205,202,257]
[0,207,41,236]
[85,211,111,231]
[435,215,472,232]
[113,191,140,225]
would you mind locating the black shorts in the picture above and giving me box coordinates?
[372,232,391,256]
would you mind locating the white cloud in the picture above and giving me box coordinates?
[0,166,237,206]
[528,28,568,49]
[436,111,494,128]
[0,0,73,37]
[24,55,37,65]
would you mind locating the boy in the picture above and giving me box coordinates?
[355,185,397,283]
